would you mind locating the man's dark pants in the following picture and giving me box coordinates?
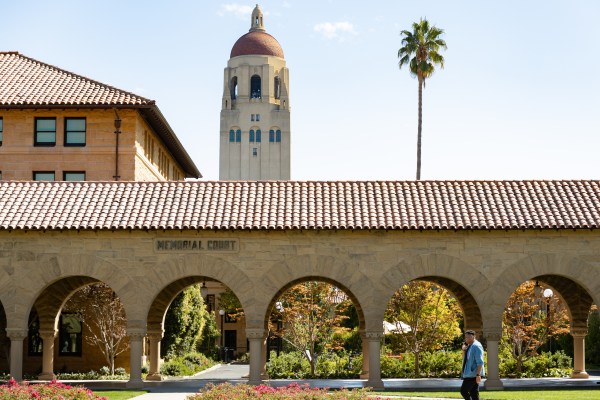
[460,377,479,400]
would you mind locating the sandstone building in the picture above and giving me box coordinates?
[0,51,201,182]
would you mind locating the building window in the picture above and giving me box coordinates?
[59,314,82,356]
[63,171,85,181]
[33,171,55,181]
[249,129,255,142]
[0,117,3,145]
[236,129,241,143]
[274,76,281,99]
[256,114,260,121]
[251,114,255,122]
[256,129,261,142]
[64,118,86,146]
[28,312,42,356]
[269,129,275,142]
[35,118,56,146]
[252,147,258,157]
[276,130,281,142]
[229,129,235,142]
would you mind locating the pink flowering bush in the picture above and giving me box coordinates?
[0,379,107,399]
[189,382,379,399]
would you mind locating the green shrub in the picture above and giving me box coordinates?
[161,352,216,376]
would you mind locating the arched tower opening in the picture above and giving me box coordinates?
[250,75,261,99]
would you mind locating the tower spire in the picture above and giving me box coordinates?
[250,4,265,32]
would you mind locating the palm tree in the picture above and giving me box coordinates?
[398,19,447,180]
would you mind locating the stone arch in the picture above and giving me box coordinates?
[5,253,146,331]
[257,255,373,330]
[262,276,366,333]
[377,254,488,334]
[141,254,256,328]
[487,254,600,329]
[250,74,261,98]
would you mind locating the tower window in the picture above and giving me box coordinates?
[229,129,235,142]
[251,75,261,99]
[34,117,56,146]
[236,129,241,142]
[276,130,281,142]
[252,148,258,157]
[251,114,255,122]
[249,129,255,142]
[256,129,261,142]
[256,114,260,121]
[230,77,238,100]
[274,77,281,99]
[269,129,275,142]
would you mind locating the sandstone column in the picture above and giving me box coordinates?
[146,330,164,381]
[571,328,589,379]
[360,330,369,379]
[483,330,503,390]
[126,329,146,388]
[38,329,57,380]
[6,328,27,381]
[365,331,384,389]
[247,328,266,385]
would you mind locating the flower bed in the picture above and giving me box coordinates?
[188,382,378,400]
[0,379,107,399]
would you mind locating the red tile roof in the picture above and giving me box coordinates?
[0,52,201,178]
[0,51,151,106]
[0,180,598,231]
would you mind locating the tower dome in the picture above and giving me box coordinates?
[230,4,284,58]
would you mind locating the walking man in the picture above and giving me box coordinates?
[461,330,485,400]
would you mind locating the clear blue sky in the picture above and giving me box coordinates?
[2,1,599,181]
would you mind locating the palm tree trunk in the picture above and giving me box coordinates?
[416,76,423,180]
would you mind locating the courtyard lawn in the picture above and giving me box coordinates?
[93,390,147,400]
[373,391,600,399]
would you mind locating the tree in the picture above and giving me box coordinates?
[398,18,447,180]
[65,283,128,375]
[384,280,462,376]
[162,285,209,357]
[502,281,570,376]
[270,281,351,376]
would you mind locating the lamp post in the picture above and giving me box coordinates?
[275,302,284,357]
[543,288,554,352]
[219,309,225,361]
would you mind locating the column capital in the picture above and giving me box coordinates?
[364,331,384,340]
[571,328,588,337]
[127,329,146,340]
[483,330,502,341]
[246,328,266,339]
[38,329,58,339]
[5,328,28,340]
[147,330,164,341]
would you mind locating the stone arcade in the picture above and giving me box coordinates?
[0,179,598,389]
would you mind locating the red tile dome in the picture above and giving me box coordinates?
[230,31,284,59]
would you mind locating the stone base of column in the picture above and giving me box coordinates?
[365,379,384,390]
[126,379,144,389]
[484,378,503,390]
[38,372,56,381]
[571,371,589,379]
[145,373,163,381]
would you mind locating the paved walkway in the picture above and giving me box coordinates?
[78,365,600,400]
